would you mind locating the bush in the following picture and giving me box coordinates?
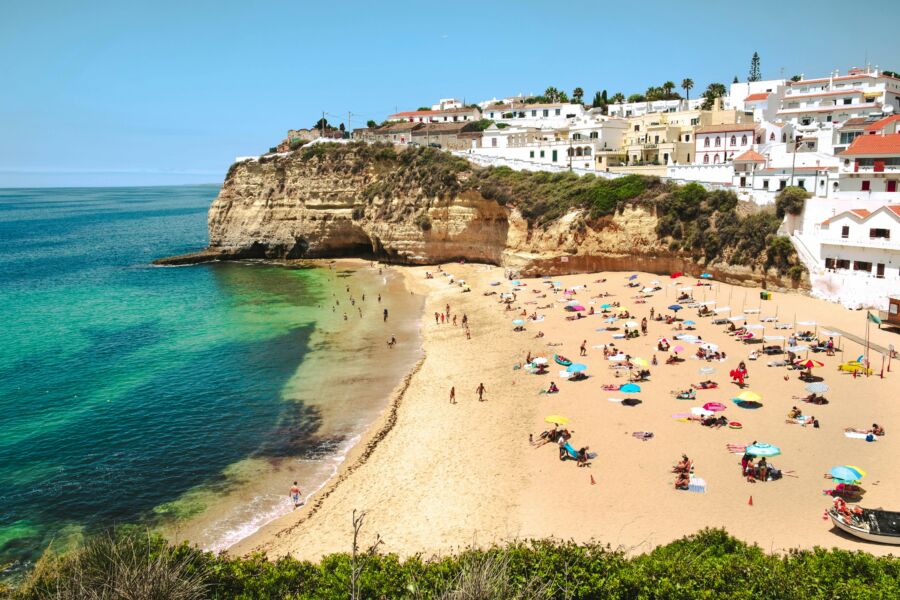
[775,186,810,219]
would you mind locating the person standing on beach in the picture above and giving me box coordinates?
[450,386,456,404]
[435,312,439,324]
[383,308,388,322]
[446,303,451,318]
[476,382,486,401]
[289,481,303,508]
[377,293,381,302]
[580,340,587,356]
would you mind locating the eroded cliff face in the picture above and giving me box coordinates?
[171,147,799,290]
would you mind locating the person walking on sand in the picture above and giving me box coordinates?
[289,481,303,508]
[383,308,389,322]
[440,313,445,324]
[476,382,486,402]
[450,386,456,404]
[387,335,396,348]
[580,340,587,357]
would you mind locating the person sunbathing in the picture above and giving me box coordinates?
[575,446,590,467]
[674,472,690,490]
[692,380,718,389]
[602,383,620,391]
[665,355,679,365]
[845,423,885,436]
[701,415,728,428]
[532,426,559,448]
[672,454,692,473]
[676,389,695,400]
[795,393,828,404]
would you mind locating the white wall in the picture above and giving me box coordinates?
[667,163,734,183]
[694,129,755,164]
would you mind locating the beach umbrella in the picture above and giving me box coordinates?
[544,415,569,425]
[728,315,746,322]
[512,319,525,326]
[794,359,824,369]
[670,272,683,278]
[703,402,727,412]
[600,303,612,309]
[678,334,699,343]
[604,317,617,323]
[566,363,588,373]
[673,345,685,353]
[736,391,762,402]
[805,382,829,394]
[632,357,650,368]
[684,320,696,326]
[714,307,731,313]
[628,274,638,280]
[797,320,817,326]
[668,304,683,312]
[700,342,718,351]
[856,355,865,363]
[732,398,763,409]
[567,299,580,306]
[571,305,585,312]
[746,443,781,457]
[642,287,656,293]
[532,357,548,365]
[624,320,639,328]
[787,345,809,353]
[830,466,864,483]
[620,383,641,393]
[650,280,661,285]
[763,335,785,342]
[511,280,522,286]
[699,366,716,375]
[701,273,713,279]
[678,286,693,292]
[746,324,764,330]
[691,407,713,417]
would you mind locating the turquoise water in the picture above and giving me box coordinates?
[0,186,340,570]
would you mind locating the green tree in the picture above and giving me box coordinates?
[313,117,330,131]
[775,186,810,219]
[681,78,694,100]
[749,51,761,82]
[646,86,664,101]
[627,93,646,103]
[733,75,739,83]
[544,86,560,102]
[790,74,802,82]
[572,87,584,104]
[611,92,625,104]
[591,90,604,108]
[416,106,431,111]
[662,81,676,99]
[339,122,345,132]
[366,120,377,128]
[701,83,727,110]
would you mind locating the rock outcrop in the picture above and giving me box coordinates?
[157,145,801,290]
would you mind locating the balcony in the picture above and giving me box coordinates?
[819,237,898,249]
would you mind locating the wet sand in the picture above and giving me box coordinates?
[230,264,899,559]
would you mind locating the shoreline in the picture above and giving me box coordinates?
[228,262,898,560]
[164,258,426,553]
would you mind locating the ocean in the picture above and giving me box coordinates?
[0,186,423,572]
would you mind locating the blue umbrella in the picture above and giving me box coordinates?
[684,320,696,325]
[668,304,683,312]
[620,383,641,393]
[746,443,781,457]
[512,319,525,326]
[601,304,612,309]
[830,466,864,482]
[566,363,588,373]
[701,273,713,279]
[628,274,638,280]
[604,317,617,323]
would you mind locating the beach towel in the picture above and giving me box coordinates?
[671,413,692,419]
[632,431,654,441]
[726,443,747,454]
[844,432,871,440]
[688,477,707,493]
[607,397,624,403]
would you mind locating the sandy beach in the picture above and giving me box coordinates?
[229,263,899,559]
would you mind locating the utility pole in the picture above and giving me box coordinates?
[321,111,326,139]
[348,111,353,139]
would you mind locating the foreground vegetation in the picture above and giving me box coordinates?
[5,528,898,599]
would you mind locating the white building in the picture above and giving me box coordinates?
[817,204,900,280]
[778,67,900,128]
[480,124,546,149]
[607,98,703,118]
[837,132,900,194]
[387,106,481,123]
[482,102,586,129]
[694,123,758,164]
[566,116,628,152]
[727,79,785,121]
[431,98,464,110]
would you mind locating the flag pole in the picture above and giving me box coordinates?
[865,313,870,378]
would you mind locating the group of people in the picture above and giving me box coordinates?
[672,454,693,489]
[531,425,591,467]
[740,445,782,482]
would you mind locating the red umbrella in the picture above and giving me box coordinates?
[670,272,683,279]
[703,402,727,412]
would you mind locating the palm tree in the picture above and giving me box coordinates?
[610,92,625,104]
[681,78,694,101]
[544,86,560,102]
[662,81,676,99]
[572,87,584,104]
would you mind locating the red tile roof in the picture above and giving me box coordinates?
[864,114,900,132]
[823,206,900,225]
[733,149,766,162]
[744,93,770,102]
[839,133,900,156]
[887,205,900,218]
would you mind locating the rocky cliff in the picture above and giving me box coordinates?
[158,143,802,290]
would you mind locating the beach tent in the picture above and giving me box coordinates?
[728,315,746,322]
[714,307,731,314]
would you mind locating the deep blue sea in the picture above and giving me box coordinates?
[0,186,342,571]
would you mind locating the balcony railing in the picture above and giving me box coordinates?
[820,237,897,249]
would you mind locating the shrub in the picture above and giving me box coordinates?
[775,186,810,219]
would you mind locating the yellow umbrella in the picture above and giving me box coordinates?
[737,391,762,402]
[632,357,650,368]
[616,306,630,313]
[544,415,569,425]
[845,465,868,477]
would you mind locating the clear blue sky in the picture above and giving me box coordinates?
[2,0,898,187]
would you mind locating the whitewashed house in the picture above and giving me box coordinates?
[387,106,481,124]
[817,204,900,280]
[607,98,703,118]
[694,123,758,164]
[837,132,900,194]
[482,102,585,129]
[728,79,785,121]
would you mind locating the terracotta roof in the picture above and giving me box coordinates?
[694,123,758,134]
[887,205,900,218]
[788,71,896,85]
[864,114,900,132]
[744,93,770,102]
[839,117,869,129]
[375,122,424,134]
[734,149,766,162]
[411,122,475,135]
[838,133,900,156]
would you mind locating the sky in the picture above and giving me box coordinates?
[2,0,899,188]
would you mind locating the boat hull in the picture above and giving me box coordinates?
[829,510,900,545]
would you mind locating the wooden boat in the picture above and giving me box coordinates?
[828,508,900,545]
[554,354,572,367]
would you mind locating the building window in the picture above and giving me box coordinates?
[763,180,769,189]
[715,137,721,147]
[825,258,836,269]
[703,155,709,164]
[491,138,497,147]
[555,109,561,116]
[870,228,891,240]
[687,154,690,162]
[861,180,871,191]
[713,154,719,163]
[889,180,898,192]
[529,151,535,158]
[531,110,536,117]
[779,180,787,190]
[854,261,872,272]
[770,132,775,141]
[704,137,710,147]
[741,135,748,145]
[583,147,591,156]
[797,179,805,189]
[841,225,850,239]
[836,259,851,269]
[730,135,737,146]
[539,150,545,158]
[590,131,598,139]
[685,134,690,142]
